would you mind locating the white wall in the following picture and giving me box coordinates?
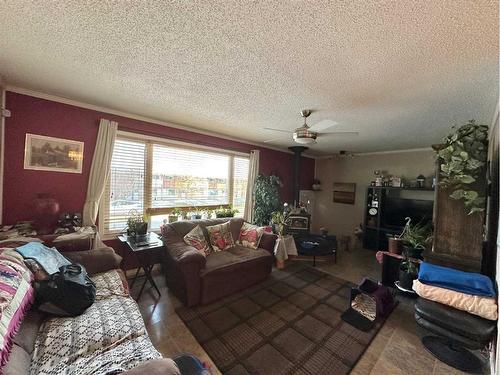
[313,149,436,239]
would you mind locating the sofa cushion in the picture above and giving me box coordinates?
[183,225,212,257]
[201,245,272,275]
[12,310,45,355]
[30,269,161,375]
[206,222,235,252]
[3,344,30,375]
[237,222,265,249]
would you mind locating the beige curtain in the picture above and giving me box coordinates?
[244,150,260,223]
[83,119,118,229]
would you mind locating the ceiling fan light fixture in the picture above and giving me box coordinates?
[293,128,317,144]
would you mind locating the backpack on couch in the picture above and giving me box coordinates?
[35,264,96,317]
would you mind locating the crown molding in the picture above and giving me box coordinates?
[315,147,434,160]
[5,85,317,159]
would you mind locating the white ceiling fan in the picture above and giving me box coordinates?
[263,109,358,145]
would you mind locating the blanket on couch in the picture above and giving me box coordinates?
[30,270,161,375]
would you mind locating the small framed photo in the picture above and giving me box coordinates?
[24,133,84,174]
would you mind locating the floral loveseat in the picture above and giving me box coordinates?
[1,245,179,375]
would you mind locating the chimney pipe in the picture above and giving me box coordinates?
[288,146,308,206]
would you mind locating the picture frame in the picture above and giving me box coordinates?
[24,133,84,174]
[333,182,356,204]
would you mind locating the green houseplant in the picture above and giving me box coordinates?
[400,219,432,259]
[127,210,148,237]
[169,208,182,223]
[271,211,289,237]
[399,248,419,290]
[437,120,488,215]
[253,174,282,226]
[214,206,238,218]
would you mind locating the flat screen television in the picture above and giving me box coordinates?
[382,198,433,228]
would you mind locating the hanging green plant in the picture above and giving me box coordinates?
[437,120,488,215]
[253,174,282,226]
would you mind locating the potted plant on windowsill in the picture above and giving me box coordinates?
[190,209,202,220]
[215,206,238,218]
[127,210,148,238]
[169,208,181,223]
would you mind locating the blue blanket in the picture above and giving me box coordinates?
[418,262,495,297]
[16,242,71,275]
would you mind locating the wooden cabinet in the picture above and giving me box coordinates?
[428,169,485,272]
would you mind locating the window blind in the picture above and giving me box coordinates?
[151,144,230,208]
[100,134,250,235]
[101,138,146,233]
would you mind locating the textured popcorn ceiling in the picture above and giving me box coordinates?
[0,1,498,155]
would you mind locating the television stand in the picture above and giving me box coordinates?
[363,186,434,251]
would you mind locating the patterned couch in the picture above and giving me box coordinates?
[3,246,180,375]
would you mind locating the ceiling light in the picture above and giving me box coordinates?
[293,128,317,144]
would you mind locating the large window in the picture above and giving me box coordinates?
[100,135,249,234]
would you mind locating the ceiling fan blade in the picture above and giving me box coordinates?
[308,119,338,133]
[263,137,288,143]
[318,131,359,136]
[263,127,293,134]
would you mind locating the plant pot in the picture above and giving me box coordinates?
[190,214,202,220]
[168,215,178,223]
[388,237,403,254]
[403,245,423,259]
[136,222,148,236]
[399,268,417,290]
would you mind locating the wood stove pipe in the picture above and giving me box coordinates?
[288,146,308,206]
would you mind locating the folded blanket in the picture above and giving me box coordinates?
[418,262,495,297]
[413,280,498,321]
[16,242,71,275]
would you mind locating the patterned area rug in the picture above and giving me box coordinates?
[176,263,388,375]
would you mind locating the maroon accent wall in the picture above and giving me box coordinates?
[3,91,315,225]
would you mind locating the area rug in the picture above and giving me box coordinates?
[176,263,388,375]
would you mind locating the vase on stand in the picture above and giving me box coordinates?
[33,194,60,235]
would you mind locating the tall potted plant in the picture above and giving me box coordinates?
[437,120,488,215]
[253,174,282,226]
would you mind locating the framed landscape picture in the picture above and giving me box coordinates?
[333,182,356,204]
[24,133,84,174]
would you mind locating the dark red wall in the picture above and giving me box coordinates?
[3,91,315,225]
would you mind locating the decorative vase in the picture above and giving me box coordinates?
[32,194,60,235]
[136,222,148,236]
[388,237,403,254]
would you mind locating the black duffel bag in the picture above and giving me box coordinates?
[35,264,96,317]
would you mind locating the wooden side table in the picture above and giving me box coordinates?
[118,232,163,300]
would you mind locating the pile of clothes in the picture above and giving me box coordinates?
[413,262,497,321]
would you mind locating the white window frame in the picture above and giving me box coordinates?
[99,131,249,238]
